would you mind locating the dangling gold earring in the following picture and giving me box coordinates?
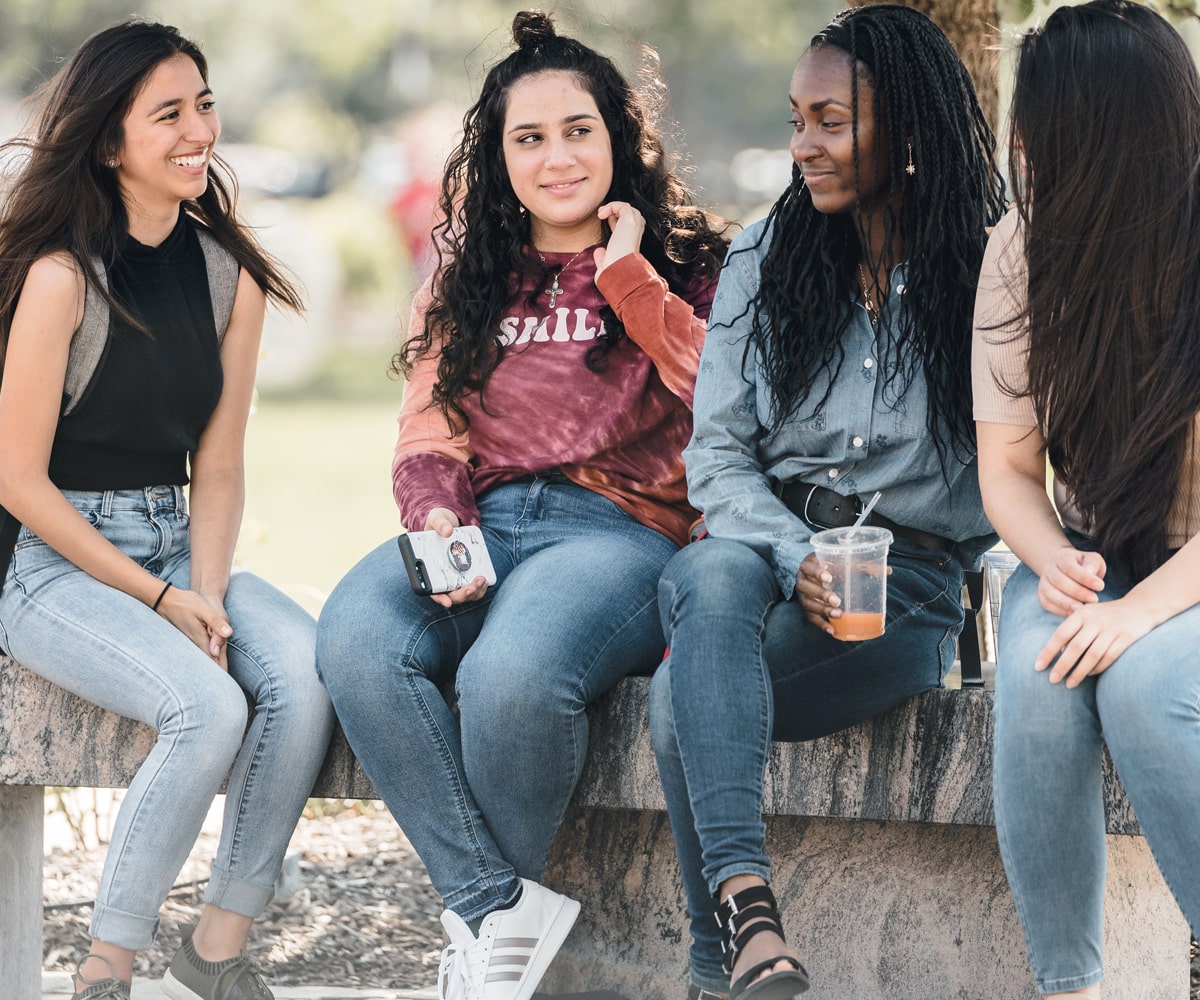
[905,141,915,177]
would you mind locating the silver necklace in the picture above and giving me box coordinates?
[536,247,590,310]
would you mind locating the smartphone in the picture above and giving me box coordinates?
[397,525,498,596]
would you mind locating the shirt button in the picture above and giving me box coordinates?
[852,436,864,447]
[895,282,906,294]
[863,358,874,369]
[828,468,839,478]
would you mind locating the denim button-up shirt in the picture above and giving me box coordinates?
[686,220,994,597]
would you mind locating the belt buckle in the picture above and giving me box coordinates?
[802,484,862,530]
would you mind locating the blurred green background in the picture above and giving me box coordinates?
[5,0,1195,613]
[1,0,848,611]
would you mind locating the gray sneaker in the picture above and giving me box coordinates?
[160,929,274,1000]
[71,956,131,1000]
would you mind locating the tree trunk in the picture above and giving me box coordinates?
[850,0,1001,129]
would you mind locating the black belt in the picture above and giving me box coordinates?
[778,481,954,556]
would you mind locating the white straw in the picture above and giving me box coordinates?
[852,491,882,528]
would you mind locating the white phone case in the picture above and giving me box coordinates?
[397,525,498,595]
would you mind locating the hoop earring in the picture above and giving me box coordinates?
[905,141,915,177]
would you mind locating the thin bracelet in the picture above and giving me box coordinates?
[151,581,172,612]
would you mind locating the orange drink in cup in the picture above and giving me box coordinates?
[810,526,893,641]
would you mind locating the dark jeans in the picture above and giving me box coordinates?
[649,538,964,989]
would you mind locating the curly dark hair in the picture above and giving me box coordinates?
[0,19,301,366]
[396,9,730,421]
[1010,0,1200,578]
[738,4,1005,464]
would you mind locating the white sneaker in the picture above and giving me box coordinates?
[437,934,467,1000]
[438,878,581,1000]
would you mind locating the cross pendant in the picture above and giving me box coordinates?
[546,273,562,310]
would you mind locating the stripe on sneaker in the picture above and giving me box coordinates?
[485,971,524,983]
[495,937,539,948]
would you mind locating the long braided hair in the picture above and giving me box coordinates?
[1012,0,1200,578]
[740,4,1004,463]
[396,10,729,424]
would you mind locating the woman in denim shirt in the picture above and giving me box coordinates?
[649,7,1004,999]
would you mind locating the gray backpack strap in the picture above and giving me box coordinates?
[60,231,240,417]
[61,257,110,417]
[197,229,239,344]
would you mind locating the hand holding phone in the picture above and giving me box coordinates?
[398,525,498,597]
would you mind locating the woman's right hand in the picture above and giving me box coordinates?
[795,553,838,635]
[424,507,490,608]
[156,586,233,669]
[1038,546,1106,616]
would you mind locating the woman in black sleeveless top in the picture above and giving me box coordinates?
[0,21,332,1000]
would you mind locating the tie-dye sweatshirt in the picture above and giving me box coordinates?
[392,249,715,546]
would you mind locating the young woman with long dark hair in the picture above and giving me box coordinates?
[314,11,728,1000]
[974,2,1200,995]
[649,6,1004,998]
[0,19,332,1000]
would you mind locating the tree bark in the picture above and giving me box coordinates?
[850,0,1001,129]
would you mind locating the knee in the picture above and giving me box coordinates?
[166,674,249,751]
[315,558,396,692]
[458,660,577,733]
[1100,655,1196,744]
[659,540,775,621]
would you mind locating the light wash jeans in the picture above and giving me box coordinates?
[993,554,1200,995]
[650,537,965,991]
[0,486,334,951]
[315,475,679,922]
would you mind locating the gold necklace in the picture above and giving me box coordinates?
[536,247,590,310]
[857,262,880,325]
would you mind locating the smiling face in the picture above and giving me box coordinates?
[789,46,890,218]
[115,53,219,230]
[501,70,613,251]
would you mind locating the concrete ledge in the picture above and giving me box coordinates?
[1,656,1187,1000]
[543,810,1188,999]
[0,662,1139,833]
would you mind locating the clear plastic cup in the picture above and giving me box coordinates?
[810,526,893,641]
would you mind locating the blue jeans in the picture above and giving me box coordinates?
[993,559,1200,994]
[315,476,679,922]
[650,538,965,990]
[0,487,333,951]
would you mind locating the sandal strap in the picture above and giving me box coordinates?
[730,955,805,997]
[715,884,788,976]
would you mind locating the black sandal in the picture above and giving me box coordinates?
[716,885,810,1000]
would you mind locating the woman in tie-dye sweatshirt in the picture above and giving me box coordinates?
[315,11,729,1000]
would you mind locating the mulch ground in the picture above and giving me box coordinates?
[43,801,1200,996]
[43,803,445,990]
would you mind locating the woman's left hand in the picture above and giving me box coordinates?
[594,201,645,277]
[1035,596,1158,687]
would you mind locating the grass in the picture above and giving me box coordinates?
[240,350,405,617]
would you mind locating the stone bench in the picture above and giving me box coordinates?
[0,655,1189,1000]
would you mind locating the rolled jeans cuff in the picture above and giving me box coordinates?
[203,862,277,918]
[90,899,160,952]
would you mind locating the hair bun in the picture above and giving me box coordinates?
[512,10,556,49]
